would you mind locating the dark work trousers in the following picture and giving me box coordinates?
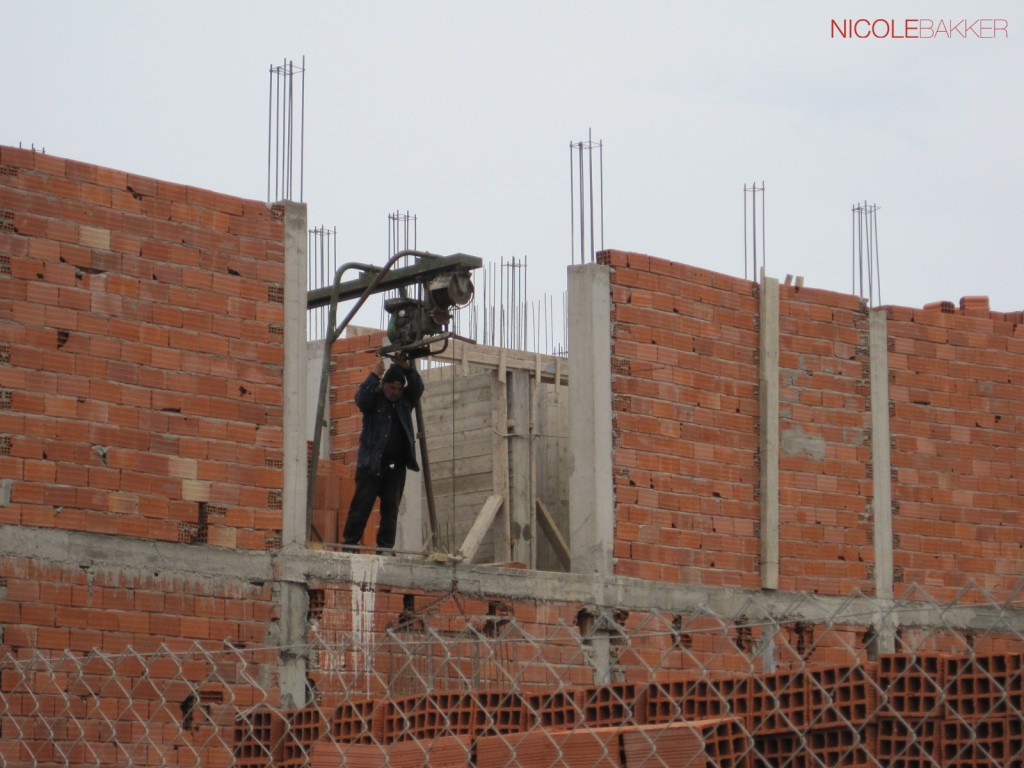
[342,464,407,550]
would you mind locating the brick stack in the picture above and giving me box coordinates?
[941,653,1024,766]
[875,653,945,765]
[280,706,328,768]
[233,707,288,768]
[268,653,1024,766]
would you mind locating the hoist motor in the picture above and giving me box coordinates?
[383,269,474,357]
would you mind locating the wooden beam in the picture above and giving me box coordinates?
[457,495,504,563]
[536,499,571,571]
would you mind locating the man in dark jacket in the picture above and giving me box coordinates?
[342,354,424,551]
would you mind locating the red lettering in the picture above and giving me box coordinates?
[831,16,1007,41]
[831,19,850,38]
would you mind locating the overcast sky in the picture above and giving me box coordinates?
[6,1,1022,349]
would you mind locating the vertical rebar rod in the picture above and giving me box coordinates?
[744,185,748,280]
[578,142,585,265]
[867,204,874,307]
[300,55,305,202]
[267,66,273,203]
[273,66,280,201]
[851,206,855,295]
[599,139,605,254]
[569,143,575,265]
[858,203,865,300]
[752,182,758,281]
[873,206,882,305]
[285,61,291,200]
[761,181,766,274]
[588,129,595,263]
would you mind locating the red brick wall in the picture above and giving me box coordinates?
[601,249,1024,603]
[776,286,873,596]
[0,555,274,655]
[327,332,385,465]
[604,250,761,589]
[887,305,1024,601]
[0,147,286,551]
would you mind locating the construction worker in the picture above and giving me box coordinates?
[342,353,423,551]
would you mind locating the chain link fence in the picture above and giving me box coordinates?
[3,581,1024,767]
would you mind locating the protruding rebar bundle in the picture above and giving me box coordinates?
[569,129,604,264]
[307,226,338,341]
[744,182,766,281]
[267,56,306,203]
[852,202,882,306]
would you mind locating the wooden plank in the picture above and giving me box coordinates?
[426,438,494,463]
[490,371,511,561]
[536,499,571,572]
[457,495,504,563]
[420,407,491,432]
[508,369,532,566]
[430,339,570,384]
[429,470,494,497]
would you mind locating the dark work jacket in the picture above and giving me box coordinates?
[354,368,423,475]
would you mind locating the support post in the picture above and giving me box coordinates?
[508,369,533,565]
[491,370,512,561]
[282,200,309,548]
[567,264,614,577]
[759,274,780,590]
[869,308,897,653]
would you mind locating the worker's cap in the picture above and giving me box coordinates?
[382,364,406,384]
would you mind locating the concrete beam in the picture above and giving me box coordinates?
[6,525,1024,638]
[567,264,614,579]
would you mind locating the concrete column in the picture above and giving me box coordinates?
[759,276,780,590]
[567,264,614,578]
[279,201,310,707]
[282,201,309,548]
[275,580,311,707]
[869,310,895,622]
